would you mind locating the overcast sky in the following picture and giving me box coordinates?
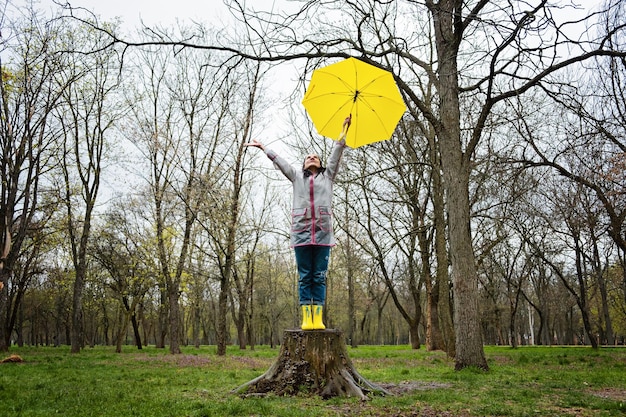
[66,0,224,27]
[59,0,292,29]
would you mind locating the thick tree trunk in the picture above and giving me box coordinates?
[429,0,488,370]
[131,312,142,349]
[115,308,128,354]
[234,329,390,400]
[426,289,444,351]
[409,321,421,349]
[168,286,181,354]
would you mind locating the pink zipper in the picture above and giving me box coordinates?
[309,175,316,244]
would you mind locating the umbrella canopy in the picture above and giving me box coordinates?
[302,57,407,148]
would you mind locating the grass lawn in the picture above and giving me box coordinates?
[1,343,625,416]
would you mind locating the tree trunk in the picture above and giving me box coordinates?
[409,321,421,349]
[235,296,247,350]
[597,271,614,345]
[430,136,455,357]
[426,288,443,351]
[115,307,128,354]
[168,285,182,354]
[574,252,598,349]
[70,264,86,353]
[429,0,488,370]
[70,220,93,354]
[234,329,390,400]
[131,312,142,349]
[16,301,24,347]
[0,269,9,351]
[591,234,614,345]
[216,276,230,356]
[156,289,168,349]
[419,215,443,351]
[246,272,255,350]
[192,303,201,348]
[344,194,357,348]
[347,255,357,348]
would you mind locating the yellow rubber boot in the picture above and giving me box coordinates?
[301,305,314,330]
[312,305,326,330]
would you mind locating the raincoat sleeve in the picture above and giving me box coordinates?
[324,139,346,180]
[265,148,297,182]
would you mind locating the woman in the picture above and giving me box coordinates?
[245,117,350,330]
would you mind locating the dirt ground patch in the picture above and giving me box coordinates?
[331,404,472,417]
[326,381,465,417]
[134,353,214,367]
[133,353,270,369]
[377,381,453,395]
[588,387,626,401]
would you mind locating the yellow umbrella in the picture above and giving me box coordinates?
[302,57,406,148]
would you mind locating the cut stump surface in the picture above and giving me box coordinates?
[234,329,390,400]
[1,354,24,363]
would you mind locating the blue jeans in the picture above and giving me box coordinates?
[294,245,330,305]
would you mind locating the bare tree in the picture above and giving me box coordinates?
[0,3,67,351]
[125,37,226,353]
[337,135,429,349]
[509,189,566,346]
[428,127,455,356]
[55,23,123,353]
[198,60,265,355]
[252,245,293,347]
[125,46,175,349]
[518,2,626,321]
[230,176,277,350]
[91,201,155,352]
[336,184,360,348]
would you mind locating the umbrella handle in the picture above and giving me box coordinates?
[343,114,352,132]
[338,114,352,140]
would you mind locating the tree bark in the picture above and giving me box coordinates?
[168,284,182,354]
[70,204,95,354]
[216,63,260,355]
[234,329,390,400]
[429,133,455,358]
[0,269,10,351]
[131,312,142,349]
[156,289,167,349]
[428,0,488,370]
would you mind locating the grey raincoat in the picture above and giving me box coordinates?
[265,140,346,247]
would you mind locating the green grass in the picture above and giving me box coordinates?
[1,344,625,416]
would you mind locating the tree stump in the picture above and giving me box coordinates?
[233,329,391,400]
[1,354,23,363]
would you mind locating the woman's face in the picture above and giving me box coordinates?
[303,154,321,171]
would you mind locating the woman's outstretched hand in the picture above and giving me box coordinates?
[343,114,352,131]
[244,139,265,151]
[337,115,352,141]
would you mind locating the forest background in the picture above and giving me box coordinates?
[1,0,625,371]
